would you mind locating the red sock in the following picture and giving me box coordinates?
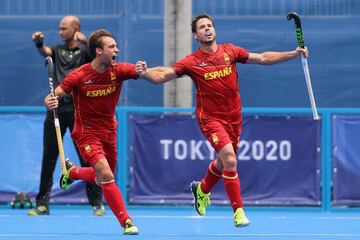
[102,182,130,227]
[69,167,96,184]
[222,170,243,212]
[200,160,222,194]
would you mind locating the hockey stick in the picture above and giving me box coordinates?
[44,56,67,175]
[287,12,319,120]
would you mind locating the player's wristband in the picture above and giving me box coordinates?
[35,40,44,48]
[80,39,88,46]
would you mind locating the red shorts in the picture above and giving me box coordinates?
[71,129,117,173]
[198,118,242,153]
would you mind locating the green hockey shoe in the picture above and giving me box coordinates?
[190,181,210,216]
[28,206,49,216]
[59,159,75,190]
[234,207,250,227]
[123,219,139,235]
[92,204,106,216]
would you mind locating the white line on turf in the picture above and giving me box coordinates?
[1,214,360,220]
[160,233,360,237]
[0,234,62,237]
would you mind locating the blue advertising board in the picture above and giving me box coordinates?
[332,115,360,206]
[0,113,88,203]
[128,114,321,205]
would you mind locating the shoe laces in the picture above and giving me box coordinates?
[198,192,211,207]
[124,219,135,229]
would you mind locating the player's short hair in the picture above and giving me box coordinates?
[88,29,113,59]
[191,13,214,33]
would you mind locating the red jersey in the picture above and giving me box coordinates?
[61,62,138,131]
[172,44,249,123]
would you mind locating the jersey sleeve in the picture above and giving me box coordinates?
[50,45,57,59]
[60,70,80,94]
[116,62,139,80]
[172,57,189,77]
[228,44,249,64]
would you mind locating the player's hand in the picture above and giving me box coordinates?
[296,46,309,58]
[45,94,59,110]
[32,31,45,43]
[74,31,87,42]
[135,61,148,77]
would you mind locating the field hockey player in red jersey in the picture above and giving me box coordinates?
[45,29,140,235]
[136,13,308,227]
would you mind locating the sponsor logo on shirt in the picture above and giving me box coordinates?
[86,86,116,97]
[204,66,232,80]
[199,62,208,67]
[84,80,93,84]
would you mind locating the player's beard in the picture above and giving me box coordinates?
[199,35,216,46]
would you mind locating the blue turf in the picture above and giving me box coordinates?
[1,205,360,240]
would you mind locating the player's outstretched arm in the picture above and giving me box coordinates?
[135,61,177,84]
[247,47,308,65]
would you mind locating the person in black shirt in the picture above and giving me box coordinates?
[28,15,105,216]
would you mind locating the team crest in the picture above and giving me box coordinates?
[110,72,116,81]
[84,144,91,153]
[212,133,219,145]
[224,53,230,65]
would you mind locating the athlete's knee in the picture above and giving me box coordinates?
[223,159,237,171]
[96,167,114,183]
[222,152,237,170]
